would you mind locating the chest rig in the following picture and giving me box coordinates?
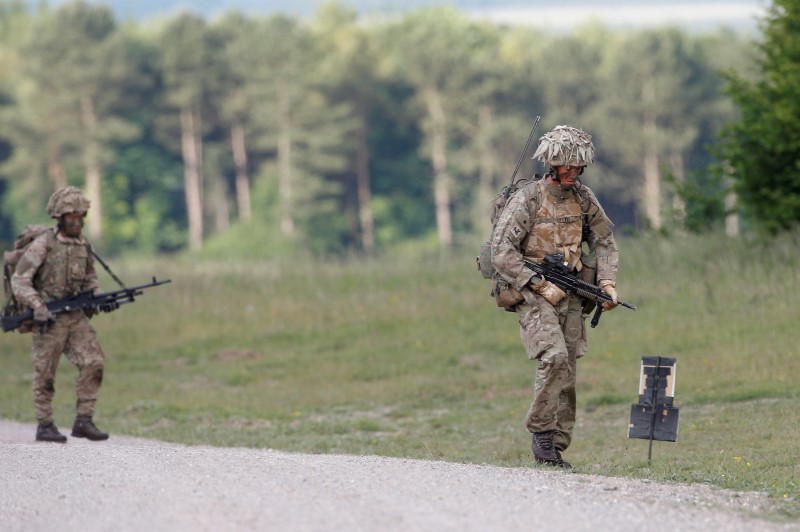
[522,180,587,272]
[33,233,92,301]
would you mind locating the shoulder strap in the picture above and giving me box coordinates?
[575,182,601,214]
[529,176,544,213]
[45,228,56,250]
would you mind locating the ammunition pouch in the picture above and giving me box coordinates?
[492,274,524,309]
[476,241,494,280]
[476,241,524,309]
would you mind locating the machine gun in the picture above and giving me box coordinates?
[523,254,635,328]
[1,277,171,333]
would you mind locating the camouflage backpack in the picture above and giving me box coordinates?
[476,174,544,309]
[2,225,54,319]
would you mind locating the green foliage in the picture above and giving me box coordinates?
[0,4,764,253]
[199,219,298,260]
[1,232,798,511]
[667,168,727,232]
[718,0,800,232]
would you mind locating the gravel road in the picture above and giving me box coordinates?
[0,419,795,532]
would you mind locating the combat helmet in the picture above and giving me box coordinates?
[46,186,91,218]
[532,125,595,167]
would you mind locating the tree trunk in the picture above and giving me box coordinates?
[725,188,739,237]
[425,87,452,248]
[475,105,495,237]
[278,89,294,236]
[84,164,102,240]
[231,121,252,223]
[723,166,739,237]
[669,149,686,226]
[181,107,204,251]
[210,173,230,233]
[642,79,661,230]
[80,94,103,242]
[46,140,67,190]
[355,100,375,254]
[643,138,661,230]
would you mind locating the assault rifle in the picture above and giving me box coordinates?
[524,254,635,328]
[1,277,171,333]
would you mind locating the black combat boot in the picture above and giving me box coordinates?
[36,422,67,443]
[532,430,563,466]
[555,449,573,469]
[71,415,109,441]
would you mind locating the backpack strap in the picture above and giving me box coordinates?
[44,227,56,250]
[2,259,14,312]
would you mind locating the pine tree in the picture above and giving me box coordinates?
[719,0,800,232]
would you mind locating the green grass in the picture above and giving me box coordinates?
[1,230,798,517]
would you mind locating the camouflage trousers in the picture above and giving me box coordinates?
[516,291,587,451]
[30,310,105,423]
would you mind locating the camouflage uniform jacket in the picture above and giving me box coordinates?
[11,228,99,309]
[491,178,618,293]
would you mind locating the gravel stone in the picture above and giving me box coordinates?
[0,419,795,531]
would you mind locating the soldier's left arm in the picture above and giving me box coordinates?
[11,234,49,309]
[491,187,537,291]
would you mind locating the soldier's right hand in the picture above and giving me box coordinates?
[33,302,55,323]
[531,279,567,306]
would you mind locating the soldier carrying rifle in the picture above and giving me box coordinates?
[491,125,623,468]
[11,187,118,443]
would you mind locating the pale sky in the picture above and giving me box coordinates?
[464,2,768,34]
[43,0,770,34]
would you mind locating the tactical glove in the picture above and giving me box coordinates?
[530,277,567,306]
[33,302,55,322]
[599,280,618,311]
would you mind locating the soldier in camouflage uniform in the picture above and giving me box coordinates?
[491,125,620,468]
[12,187,110,443]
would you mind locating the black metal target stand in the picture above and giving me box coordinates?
[627,356,680,465]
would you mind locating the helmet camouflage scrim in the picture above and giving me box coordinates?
[532,125,595,167]
[46,186,91,218]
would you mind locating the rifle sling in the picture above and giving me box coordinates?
[90,249,128,290]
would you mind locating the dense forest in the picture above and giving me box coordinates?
[0,0,794,256]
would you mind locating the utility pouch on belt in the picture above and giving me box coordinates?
[492,275,524,308]
[476,239,526,309]
[578,252,597,285]
[476,241,494,279]
[476,241,523,308]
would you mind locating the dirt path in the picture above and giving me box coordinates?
[0,419,795,532]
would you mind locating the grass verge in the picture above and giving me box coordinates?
[1,230,797,518]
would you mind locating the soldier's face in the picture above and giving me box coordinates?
[554,165,584,188]
[61,213,85,238]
